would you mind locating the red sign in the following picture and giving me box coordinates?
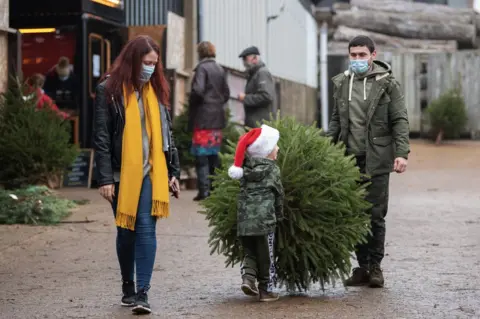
[21,32,76,79]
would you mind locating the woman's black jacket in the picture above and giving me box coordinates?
[93,81,181,187]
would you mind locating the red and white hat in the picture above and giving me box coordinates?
[228,124,280,179]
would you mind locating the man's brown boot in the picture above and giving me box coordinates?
[369,264,384,288]
[241,277,259,296]
[344,267,370,286]
[259,289,279,302]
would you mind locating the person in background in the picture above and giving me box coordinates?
[93,35,180,315]
[237,46,275,128]
[25,73,68,119]
[188,41,230,201]
[44,56,79,114]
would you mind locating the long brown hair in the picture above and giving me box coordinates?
[102,35,169,106]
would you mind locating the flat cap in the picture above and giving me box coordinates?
[238,46,260,58]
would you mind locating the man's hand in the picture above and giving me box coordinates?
[99,184,115,203]
[393,157,408,174]
[169,177,180,198]
[238,93,246,102]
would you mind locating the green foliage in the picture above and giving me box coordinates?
[172,104,196,170]
[172,104,246,172]
[201,116,372,291]
[427,88,468,139]
[0,79,78,189]
[0,185,76,225]
[221,113,245,155]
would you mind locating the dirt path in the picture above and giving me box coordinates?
[1,140,479,319]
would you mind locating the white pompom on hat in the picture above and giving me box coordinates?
[228,124,280,179]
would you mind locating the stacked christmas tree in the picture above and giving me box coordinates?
[201,116,372,291]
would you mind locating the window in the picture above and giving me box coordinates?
[21,32,76,79]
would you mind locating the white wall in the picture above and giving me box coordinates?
[200,0,318,88]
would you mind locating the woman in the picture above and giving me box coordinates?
[188,41,230,201]
[93,35,180,315]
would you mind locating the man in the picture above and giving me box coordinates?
[44,56,79,113]
[238,46,275,128]
[326,36,410,288]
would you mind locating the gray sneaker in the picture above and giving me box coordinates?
[121,281,136,307]
[369,264,384,288]
[241,277,259,296]
[259,289,279,302]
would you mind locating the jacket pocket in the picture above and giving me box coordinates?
[373,94,390,124]
[368,135,394,175]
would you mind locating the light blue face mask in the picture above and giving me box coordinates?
[350,59,369,74]
[140,64,155,83]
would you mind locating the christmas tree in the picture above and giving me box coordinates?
[201,116,372,291]
[0,79,77,189]
[0,186,76,225]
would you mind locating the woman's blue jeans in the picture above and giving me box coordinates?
[112,175,157,292]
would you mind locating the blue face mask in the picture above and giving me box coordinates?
[140,64,155,83]
[350,59,369,74]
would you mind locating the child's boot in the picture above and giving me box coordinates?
[259,289,279,302]
[241,276,259,296]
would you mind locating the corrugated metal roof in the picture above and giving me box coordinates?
[125,0,183,26]
[201,0,318,87]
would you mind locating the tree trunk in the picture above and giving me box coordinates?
[46,173,62,189]
[333,26,457,52]
[349,0,474,23]
[333,9,476,43]
[328,41,457,55]
[435,130,444,145]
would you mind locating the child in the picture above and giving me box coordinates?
[25,74,68,119]
[228,124,284,302]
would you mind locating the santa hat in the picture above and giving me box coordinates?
[228,124,280,179]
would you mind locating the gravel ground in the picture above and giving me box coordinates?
[1,140,479,319]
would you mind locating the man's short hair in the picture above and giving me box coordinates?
[348,36,376,53]
[58,57,70,68]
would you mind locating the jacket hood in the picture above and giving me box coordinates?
[243,157,275,182]
[343,60,391,102]
[347,60,391,78]
[367,60,391,77]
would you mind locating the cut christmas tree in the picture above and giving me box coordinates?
[201,116,372,291]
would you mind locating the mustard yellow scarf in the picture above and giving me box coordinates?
[116,83,170,230]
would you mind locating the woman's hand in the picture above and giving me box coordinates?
[99,184,115,203]
[169,177,180,198]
